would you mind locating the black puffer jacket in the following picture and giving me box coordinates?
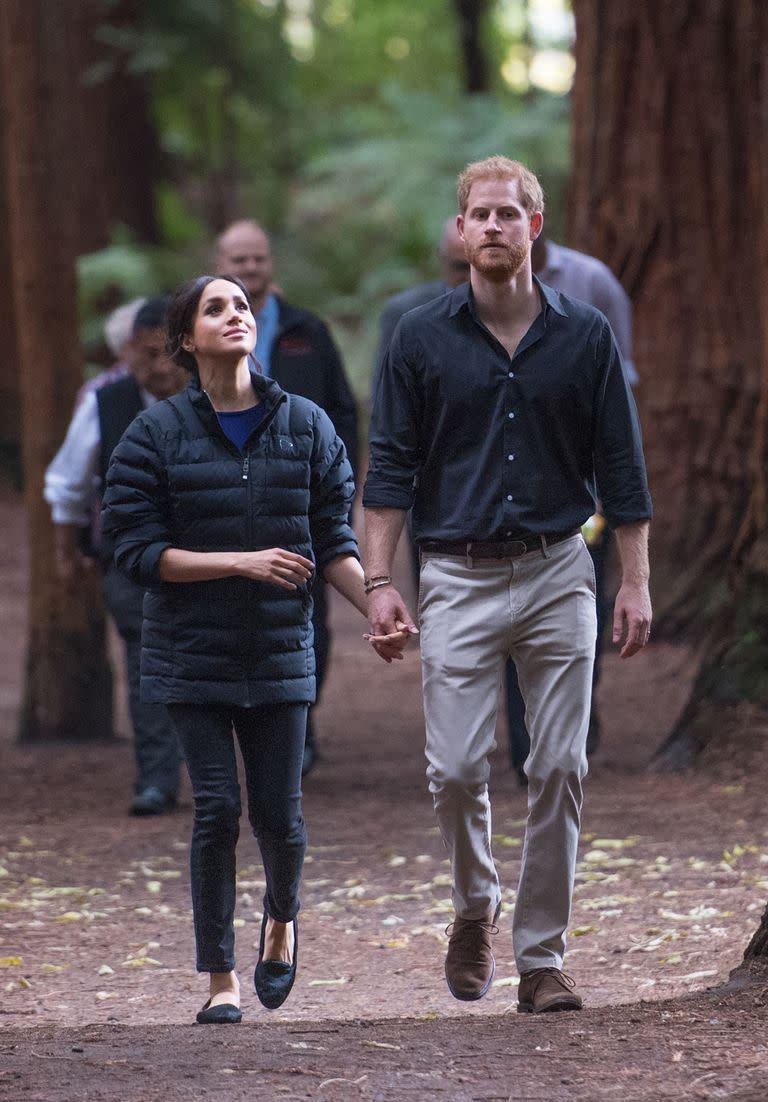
[102,371,358,707]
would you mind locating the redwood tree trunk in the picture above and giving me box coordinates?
[570,0,768,763]
[0,1,112,742]
[75,0,161,249]
[570,0,768,965]
[453,0,491,93]
[0,37,21,481]
[743,903,768,961]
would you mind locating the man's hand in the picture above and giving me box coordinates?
[612,581,652,658]
[366,585,418,663]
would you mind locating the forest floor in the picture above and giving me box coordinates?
[1,484,768,1101]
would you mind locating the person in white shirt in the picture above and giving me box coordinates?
[44,297,187,815]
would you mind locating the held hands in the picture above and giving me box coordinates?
[612,580,652,659]
[364,584,419,663]
[235,549,314,589]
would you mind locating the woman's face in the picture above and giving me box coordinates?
[189,279,257,361]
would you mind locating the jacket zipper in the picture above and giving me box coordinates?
[242,456,249,481]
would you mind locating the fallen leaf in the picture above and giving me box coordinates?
[308,976,350,986]
[591,837,640,849]
[492,835,522,848]
[362,1041,401,1050]
[0,957,22,967]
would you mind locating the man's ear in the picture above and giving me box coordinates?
[530,211,544,240]
[456,214,465,242]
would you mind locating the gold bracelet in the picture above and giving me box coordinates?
[364,575,392,595]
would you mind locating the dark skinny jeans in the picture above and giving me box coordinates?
[167,702,308,973]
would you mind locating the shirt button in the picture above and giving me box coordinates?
[508,371,515,378]
[508,454,515,461]
[507,494,513,501]
[508,412,515,419]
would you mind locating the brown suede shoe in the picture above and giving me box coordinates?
[444,913,499,1001]
[517,968,583,1014]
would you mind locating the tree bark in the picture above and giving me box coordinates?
[743,902,768,960]
[0,33,21,481]
[75,0,160,248]
[0,0,112,742]
[571,0,768,968]
[453,0,491,93]
[570,0,768,761]
[100,0,161,244]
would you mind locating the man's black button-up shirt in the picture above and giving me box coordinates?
[363,279,652,541]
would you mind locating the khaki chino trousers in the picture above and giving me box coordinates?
[418,533,596,973]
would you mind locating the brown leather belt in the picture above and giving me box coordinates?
[420,529,579,560]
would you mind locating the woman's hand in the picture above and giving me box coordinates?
[235,549,314,589]
[363,621,414,663]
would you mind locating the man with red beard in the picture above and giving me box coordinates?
[363,157,652,1014]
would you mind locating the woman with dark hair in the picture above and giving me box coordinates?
[103,275,409,1024]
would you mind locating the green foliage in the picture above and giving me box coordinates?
[280,85,570,395]
[81,0,572,395]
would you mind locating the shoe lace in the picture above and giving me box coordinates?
[444,918,500,940]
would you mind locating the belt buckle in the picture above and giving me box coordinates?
[505,539,529,558]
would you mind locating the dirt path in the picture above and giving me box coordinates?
[1,486,767,1100]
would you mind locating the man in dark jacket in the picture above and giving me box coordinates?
[215,220,359,774]
[44,297,187,815]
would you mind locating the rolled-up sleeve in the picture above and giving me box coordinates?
[363,320,422,511]
[102,416,172,586]
[593,322,652,529]
[309,408,359,569]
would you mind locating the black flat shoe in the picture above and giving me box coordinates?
[254,913,298,1010]
[196,998,242,1024]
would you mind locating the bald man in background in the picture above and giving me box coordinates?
[215,220,359,776]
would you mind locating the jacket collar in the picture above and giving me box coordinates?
[187,368,286,416]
